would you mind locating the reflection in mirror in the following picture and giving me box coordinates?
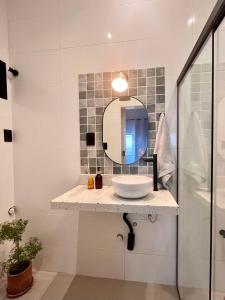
[103,97,148,165]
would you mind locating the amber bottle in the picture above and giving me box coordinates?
[95,167,103,189]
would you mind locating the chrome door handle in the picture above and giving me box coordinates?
[8,205,16,216]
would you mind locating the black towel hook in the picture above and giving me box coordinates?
[8,67,19,77]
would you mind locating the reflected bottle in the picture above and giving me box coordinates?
[95,167,103,189]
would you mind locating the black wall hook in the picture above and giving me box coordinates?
[8,67,19,77]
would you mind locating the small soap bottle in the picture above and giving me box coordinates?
[87,168,94,190]
[95,167,103,189]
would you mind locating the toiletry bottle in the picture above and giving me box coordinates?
[87,168,94,189]
[88,176,94,189]
[95,167,103,189]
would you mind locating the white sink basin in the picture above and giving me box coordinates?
[112,175,152,199]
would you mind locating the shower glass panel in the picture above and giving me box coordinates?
[213,17,225,299]
[178,36,213,299]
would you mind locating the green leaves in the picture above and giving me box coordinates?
[0,219,28,243]
[23,238,42,261]
[0,219,42,277]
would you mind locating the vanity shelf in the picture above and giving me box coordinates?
[51,185,179,215]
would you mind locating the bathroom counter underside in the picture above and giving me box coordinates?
[51,185,179,215]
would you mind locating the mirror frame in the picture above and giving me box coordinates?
[102,96,149,165]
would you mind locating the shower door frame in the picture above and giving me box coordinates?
[176,1,225,299]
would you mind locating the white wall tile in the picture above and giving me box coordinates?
[7,0,60,20]
[25,211,79,248]
[10,50,61,85]
[35,244,77,274]
[9,16,60,53]
[77,248,124,279]
[0,0,9,60]
[125,253,176,285]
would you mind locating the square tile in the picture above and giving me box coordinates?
[80,150,88,157]
[147,77,155,86]
[156,67,165,76]
[95,81,103,90]
[90,167,96,174]
[113,167,122,174]
[79,82,87,92]
[79,74,87,83]
[138,69,147,77]
[87,91,94,99]
[147,68,156,77]
[79,92,86,99]
[87,73,94,81]
[103,72,111,80]
[156,95,165,103]
[80,108,87,116]
[138,87,147,96]
[87,82,94,91]
[104,90,112,98]
[80,117,87,124]
[156,86,165,94]
[96,107,104,115]
[156,76,165,85]
[138,78,146,87]
[147,86,155,95]
[89,158,96,167]
[129,88,137,96]
[129,69,138,78]
[80,125,87,133]
[95,73,103,81]
[95,90,104,98]
[88,125,95,132]
[88,116,95,124]
[130,166,138,174]
[87,107,95,116]
[87,99,95,107]
[129,78,138,88]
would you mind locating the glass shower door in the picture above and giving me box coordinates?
[178,36,213,300]
[213,17,225,300]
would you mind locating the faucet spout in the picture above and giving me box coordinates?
[143,154,158,191]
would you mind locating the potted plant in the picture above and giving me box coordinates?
[0,219,42,298]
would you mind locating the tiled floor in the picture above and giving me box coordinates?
[61,275,179,300]
[0,271,57,300]
[0,271,179,300]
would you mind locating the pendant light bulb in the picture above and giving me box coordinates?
[112,72,128,93]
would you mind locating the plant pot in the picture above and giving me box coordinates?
[7,261,33,298]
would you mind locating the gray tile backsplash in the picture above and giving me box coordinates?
[79,67,165,175]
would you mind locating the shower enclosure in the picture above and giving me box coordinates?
[177,1,225,299]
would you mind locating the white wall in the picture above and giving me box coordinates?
[6,0,218,282]
[7,0,80,274]
[0,0,14,224]
[0,1,14,294]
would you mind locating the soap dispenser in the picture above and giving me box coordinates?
[95,167,103,189]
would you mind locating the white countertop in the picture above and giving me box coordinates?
[51,185,179,215]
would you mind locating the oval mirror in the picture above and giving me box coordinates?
[103,97,148,165]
